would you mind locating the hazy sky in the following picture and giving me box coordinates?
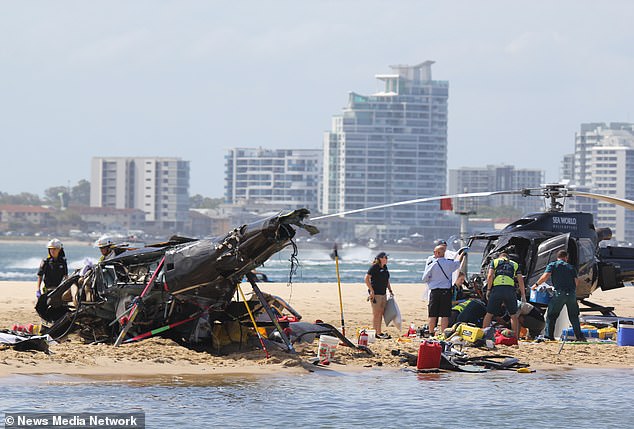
[2,1,633,198]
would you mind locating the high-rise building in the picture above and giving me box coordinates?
[90,157,190,230]
[560,154,574,183]
[448,165,544,214]
[569,123,634,242]
[322,61,454,239]
[224,148,322,211]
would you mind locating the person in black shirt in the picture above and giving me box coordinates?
[36,238,68,297]
[364,252,394,339]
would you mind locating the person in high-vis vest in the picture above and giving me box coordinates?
[482,252,526,339]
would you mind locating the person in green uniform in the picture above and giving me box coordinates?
[532,250,586,341]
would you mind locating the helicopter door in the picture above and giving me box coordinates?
[527,233,571,285]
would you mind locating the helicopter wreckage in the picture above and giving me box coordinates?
[35,209,366,355]
[30,184,634,358]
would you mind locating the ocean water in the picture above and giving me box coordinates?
[1,368,632,428]
[0,241,468,284]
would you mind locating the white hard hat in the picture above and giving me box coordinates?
[95,235,114,248]
[47,238,63,249]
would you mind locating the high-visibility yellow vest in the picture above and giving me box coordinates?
[492,258,518,287]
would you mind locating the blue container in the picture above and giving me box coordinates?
[530,289,551,305]
[561,327,598,340]
[617,325,634,346]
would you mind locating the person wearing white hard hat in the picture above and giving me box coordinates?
[36,239,68,298]
[95,235,115,262]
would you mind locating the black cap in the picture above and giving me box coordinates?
[376,252,388,259]
[436,239,447,246]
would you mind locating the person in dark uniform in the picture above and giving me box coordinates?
[36,238,68,297]
[482,252,526,339]
[364,252,394,339]
[532,250,585,341]
[455,299,488,326]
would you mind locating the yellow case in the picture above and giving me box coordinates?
[457,323,484,342]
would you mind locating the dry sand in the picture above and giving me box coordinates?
[2,280,634,377]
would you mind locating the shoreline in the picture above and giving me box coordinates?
[2,281,634,378]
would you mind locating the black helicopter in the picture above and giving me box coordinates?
[314,184,634,316]
[465,184,634,316]
[35,209,323,350]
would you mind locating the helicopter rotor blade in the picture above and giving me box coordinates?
[311,190,524,221]
[568,191,634,212]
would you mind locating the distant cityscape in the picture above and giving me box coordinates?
[1,62,634,245]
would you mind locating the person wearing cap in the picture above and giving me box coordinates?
[364,252,394,339]
[422,245,466,336]
[36,239,68,298]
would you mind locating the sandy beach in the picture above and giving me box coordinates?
[2,280,634,377]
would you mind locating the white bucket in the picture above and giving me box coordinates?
[317,335,339,361]
[366,329,376,343]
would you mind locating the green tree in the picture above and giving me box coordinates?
[44,186,69,208]
[0,191,43,205]
[53,208,86,229]
[71,180,91,206]
[190,194,222,209]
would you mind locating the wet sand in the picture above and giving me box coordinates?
[2,281,634,376]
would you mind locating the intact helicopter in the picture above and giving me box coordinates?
[313,184,634,316]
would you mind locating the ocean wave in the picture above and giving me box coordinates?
[0,271,36,280]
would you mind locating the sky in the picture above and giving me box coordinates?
[1,1,633,198]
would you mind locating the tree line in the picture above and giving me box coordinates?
[1,180,221,210]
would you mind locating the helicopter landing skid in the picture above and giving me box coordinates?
[579,299,616,317]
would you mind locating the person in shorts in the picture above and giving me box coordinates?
[364,252,394,339]
[422,245,466,336]
[482,252,526,339]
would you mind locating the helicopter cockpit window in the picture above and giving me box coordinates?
[578,238,595,268]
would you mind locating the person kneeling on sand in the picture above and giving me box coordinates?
[364,252,393,339]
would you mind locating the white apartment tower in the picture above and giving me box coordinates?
[90,157,190,230]
[571,123,634,243]
[322,61,451,237]
[224,148,322,211]
[448,165,545,214]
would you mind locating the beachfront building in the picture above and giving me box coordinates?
[224,148,322,211]
[568,123,634,243]
[448,165,545,215]
[90,157,190,231]
[322,61,457,241]
[0,205,55,232]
